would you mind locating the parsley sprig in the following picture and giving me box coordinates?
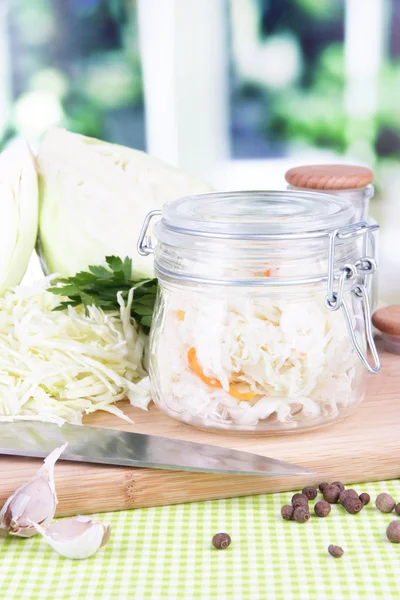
[48,256,158,332]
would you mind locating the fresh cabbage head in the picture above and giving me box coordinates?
[37,129,213,278]
[0,142,38,293]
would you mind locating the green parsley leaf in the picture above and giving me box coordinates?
[48,256,158,333]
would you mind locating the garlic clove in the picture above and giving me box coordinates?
[32,515,111,559]
[0,443,67,537]
[100,522,112,548]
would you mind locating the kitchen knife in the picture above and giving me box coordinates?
[0,421,313,476]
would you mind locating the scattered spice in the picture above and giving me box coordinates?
[331,481,345,492]
[212,533,231,550]
[376,493,396,513]
[359,493,370,506]
[293,507,310,523]
[302,486,318,500]
[328,544,344,558]
[387,521,400,543]
[339,489,358,505]
[343,497,363,514]
[281,505,294,521]
[323,484,341,504]
[291,493,309,509]
[282,482,400,555]
[314,501,331,518]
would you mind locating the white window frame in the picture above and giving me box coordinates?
[138,0,388,189]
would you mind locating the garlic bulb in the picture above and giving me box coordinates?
[32,515,111,559]
[0,443,67,537]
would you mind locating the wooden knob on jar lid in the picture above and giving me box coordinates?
[285,164,374,190]
[372,306,400,355]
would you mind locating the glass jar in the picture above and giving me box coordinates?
[285,165,378,312]
[138,191,380,434]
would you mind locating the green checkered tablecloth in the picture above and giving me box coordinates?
[1,480,400,600]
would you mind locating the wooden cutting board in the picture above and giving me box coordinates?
[1,347,399,517]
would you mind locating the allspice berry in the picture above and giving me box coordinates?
[293,506,310,523]
[395,503,400,516]
[343,497,363,514]
[387,521,400,543]
[212,533,231,549]
[359,493,370,506]
[328,544,344,558]
[331,481,345,492]
[323,484,341,504]
[281,505,294,521]
[302,486,318,500]
[314,501,331,518]
[319,482,329,493]
[340,489,358,505]
[291,493,309,509]
[376,493,396,513]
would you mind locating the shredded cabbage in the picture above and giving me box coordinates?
[151,290,364,431]
[0,278,150,424]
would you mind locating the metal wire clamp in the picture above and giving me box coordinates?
[324,222,380,374]
[137,210,162,256]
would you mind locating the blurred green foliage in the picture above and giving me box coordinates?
[4,0,400,172]
[293,0,341,20]
[4,0,144,147]
[231,0,400,170]
[269,43,347,151]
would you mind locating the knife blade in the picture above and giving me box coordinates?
[0,421,313,476]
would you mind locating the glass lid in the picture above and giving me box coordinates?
[160,190,355,238]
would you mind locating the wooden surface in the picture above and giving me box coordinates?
[284,164,374,189]
[1,348,399,517]
[372,305,400,335]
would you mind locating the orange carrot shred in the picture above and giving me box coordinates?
[187,348,256,401]
[187,348,222,388]
[228,384,256,401]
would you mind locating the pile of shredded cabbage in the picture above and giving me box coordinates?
[0,278,151,425]
[151,291,362,430]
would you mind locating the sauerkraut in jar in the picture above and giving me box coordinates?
[138,191,380,433]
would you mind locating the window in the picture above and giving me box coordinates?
[3,0,145,150]
[229,0,346,159]
[3,0,400,301]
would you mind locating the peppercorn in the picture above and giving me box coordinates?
[328,544,344,558]
[343,497,363,514]
[387,521,400,543]
[376,493,396,513]
[212,533,231,549]
[395,503,400,516]
[323,484,340,504]
[359,493,370,506]
[291,493,309,509]
[281,505,294,521]
[293,506,310,523]
[314,501,331,518]
[331,481,345,492]
[319,482,329,493]
[339,489,358,505]
[302,486,318,500]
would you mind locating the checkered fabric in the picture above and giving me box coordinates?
[1,480,399,600]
